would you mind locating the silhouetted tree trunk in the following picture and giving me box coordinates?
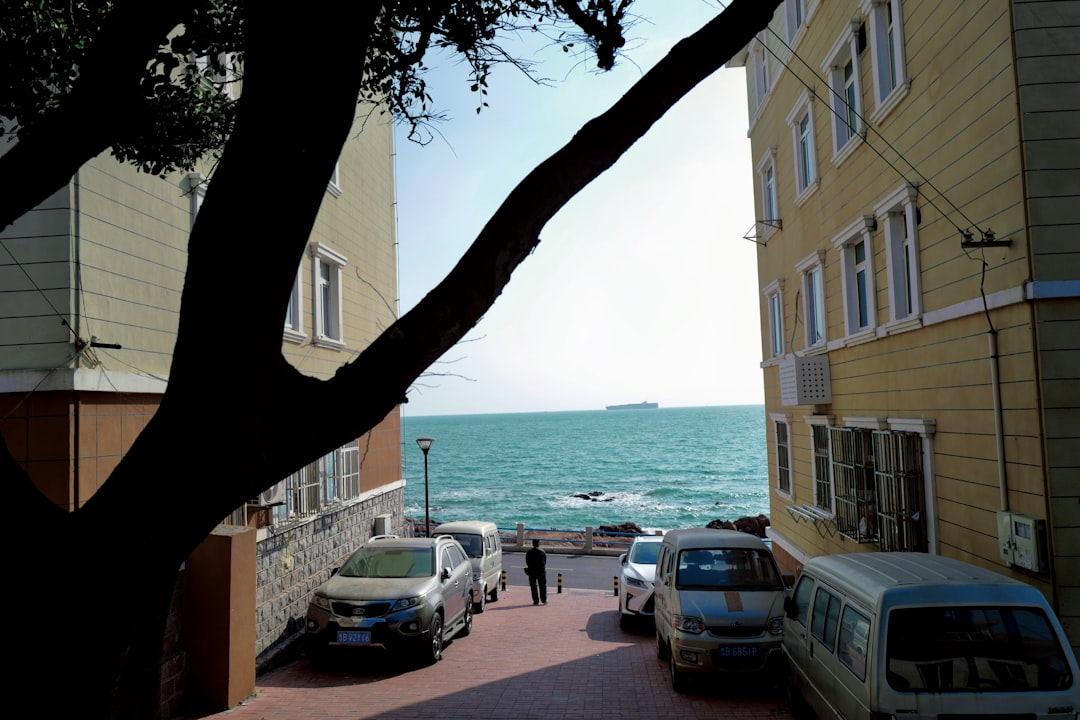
[2,2,781,718]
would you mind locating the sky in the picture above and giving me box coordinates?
[395,1,765,417]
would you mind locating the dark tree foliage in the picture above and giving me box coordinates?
[0,2,780,718]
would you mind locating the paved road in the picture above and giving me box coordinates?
[186,569,795,720]
[502,550,623,594]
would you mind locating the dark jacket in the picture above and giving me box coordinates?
[525,546,547,577]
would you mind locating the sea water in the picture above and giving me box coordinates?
[402,405,769,533]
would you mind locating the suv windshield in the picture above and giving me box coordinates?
[630,540,661,564]
[886,606,1074,692]
[338,546,435,578]
[675,547,781,590]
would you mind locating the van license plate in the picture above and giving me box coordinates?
[715,645,757,659]
[337,630,371,644]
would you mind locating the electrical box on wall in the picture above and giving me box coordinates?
[996,511,1048,573]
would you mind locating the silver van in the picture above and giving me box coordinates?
[653,528,790,691]
[783,552,1079,720]
[433,520,503,613]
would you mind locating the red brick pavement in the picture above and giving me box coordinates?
[188,587,795,720]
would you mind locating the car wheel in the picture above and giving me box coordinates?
[669,645,688,693]
[785,663,812,718]
[656,631,669,660]
[619,612,632,631]
[459,599,473,637]
[423,612,444,666]
[489,584,498,602]
[474,587,486,613]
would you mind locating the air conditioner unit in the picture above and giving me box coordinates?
[250,482,286,507]
[779,355,832,406]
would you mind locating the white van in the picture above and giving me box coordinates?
[653,528,790,691]
[433,521,503,613]
[783,552,1079,720]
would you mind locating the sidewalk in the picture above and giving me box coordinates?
[188,587,794,720]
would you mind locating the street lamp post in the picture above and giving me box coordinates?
[415,437,435,536]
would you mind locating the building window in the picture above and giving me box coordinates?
[284,265,305,343]
[327,161,342,197]
[822,21,864,164]
[310,242,347,348]
[785,0,819,44]
[180,173,206,230]
[786,90,819,205]
[763,279,785,358]
[830,424,927,551]
[873,183,921,329]
[811,423,833,512]
[775,418,792,495]
[752,38,771,107]
[756,147,780,240]
[832,217,878,340]
[268,443,363,525]
[796,250,826,348]
[861,0,909,121]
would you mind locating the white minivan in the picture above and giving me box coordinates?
[433,521,503,613]
[783,552,1079,720]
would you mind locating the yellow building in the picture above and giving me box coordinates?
[0,106,403,710]
[728,0,1078,652]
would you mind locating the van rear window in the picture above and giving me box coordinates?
[886,606,1073,693]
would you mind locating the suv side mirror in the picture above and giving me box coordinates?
[619,553,627,565]
[442,567,451,581]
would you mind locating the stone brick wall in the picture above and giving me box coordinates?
[253,485,406,669]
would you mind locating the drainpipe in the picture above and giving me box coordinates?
[988,329,1008,512]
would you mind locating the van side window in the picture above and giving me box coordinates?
[810,588,842,651]
[791,576,814,627]
[837,606,871,681]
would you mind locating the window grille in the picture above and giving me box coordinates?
[830,427,876,542]
[812,424,833,512]
[873,430,926,551]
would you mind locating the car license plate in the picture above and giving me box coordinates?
[715,645,758,659]
[337,630,371,644]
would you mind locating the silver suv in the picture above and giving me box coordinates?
[306,534,474,665]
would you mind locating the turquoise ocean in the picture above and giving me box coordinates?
[402,405,769,533]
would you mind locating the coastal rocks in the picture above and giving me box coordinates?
[707,514,770,539]
[598,522,643,534]
[571,491,614,502]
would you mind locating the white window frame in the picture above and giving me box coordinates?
[861,0,910,123]
[180,173,206,230]
[873,183,921,332]
[805,414,835,513]
[283,264,305,343]
[822,20,865,165]
[785,0,806,43]
[786,90,819,206]
[796,250,827,349]
[763,278,785,358]
[756,146,780,240]
[310,242,347,348]
[771,413,793,498]
[752,37,771,108]
[831,217,878,343]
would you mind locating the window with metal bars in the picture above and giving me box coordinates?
[812,424,833,512]
[872,430,925,552]
[776,420,791,494]
[829,426,925,550]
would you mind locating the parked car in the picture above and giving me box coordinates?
[618,534,663,629]
[305,534,473,665]
[433,520,503,613]
[783,552,1080,720]
[653,528,790,692]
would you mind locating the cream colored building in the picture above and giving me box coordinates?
[0,109,404,712]
[728,0,1078,651]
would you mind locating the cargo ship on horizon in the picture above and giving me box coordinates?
[605,401,659,411]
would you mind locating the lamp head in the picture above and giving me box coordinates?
[415,437,435,453]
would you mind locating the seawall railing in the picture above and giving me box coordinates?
[407,518,661,556]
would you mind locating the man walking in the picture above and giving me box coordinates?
[525,538,548,605]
